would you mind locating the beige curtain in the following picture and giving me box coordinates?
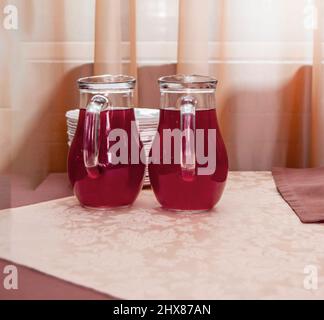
[94,0,137,78]
[94,0,123,75]
[177,0,324,170]
[0,0,324,189]
[177,0,210,74]
[311,0,324,167]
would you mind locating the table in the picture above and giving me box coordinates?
[0,172,324,300]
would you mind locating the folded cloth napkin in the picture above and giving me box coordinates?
[272,167,324,223]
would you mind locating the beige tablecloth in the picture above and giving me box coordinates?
[0,172,323,299]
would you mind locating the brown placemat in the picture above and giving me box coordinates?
[0,258,118,300]
[272,167,324,223]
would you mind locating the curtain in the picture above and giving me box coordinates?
[94,0,137,78]
[177,0,210,74]
[311,0,324,167]
[0,0,323,188]
[177,0,324,170]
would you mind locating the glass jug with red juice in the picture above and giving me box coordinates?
[148,75,229,212]
[68,75,145,208]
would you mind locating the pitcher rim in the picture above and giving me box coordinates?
[159,74,218,89]
[78,74,136,90]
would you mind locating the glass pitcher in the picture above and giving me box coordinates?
[68,75,146,209]
[148,75,229,212]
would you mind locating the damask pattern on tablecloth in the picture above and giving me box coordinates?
[0,172,324,299]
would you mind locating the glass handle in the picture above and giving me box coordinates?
[83,95,109,179]
[180,96,197,180]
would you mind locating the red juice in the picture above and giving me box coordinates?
[68,108,145,208]
[148,109,228,211]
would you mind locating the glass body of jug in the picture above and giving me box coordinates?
[68,75,146,209]
[148,75,229,212]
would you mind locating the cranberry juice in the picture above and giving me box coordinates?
[68,108,145,208]
[148,109,228,211]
